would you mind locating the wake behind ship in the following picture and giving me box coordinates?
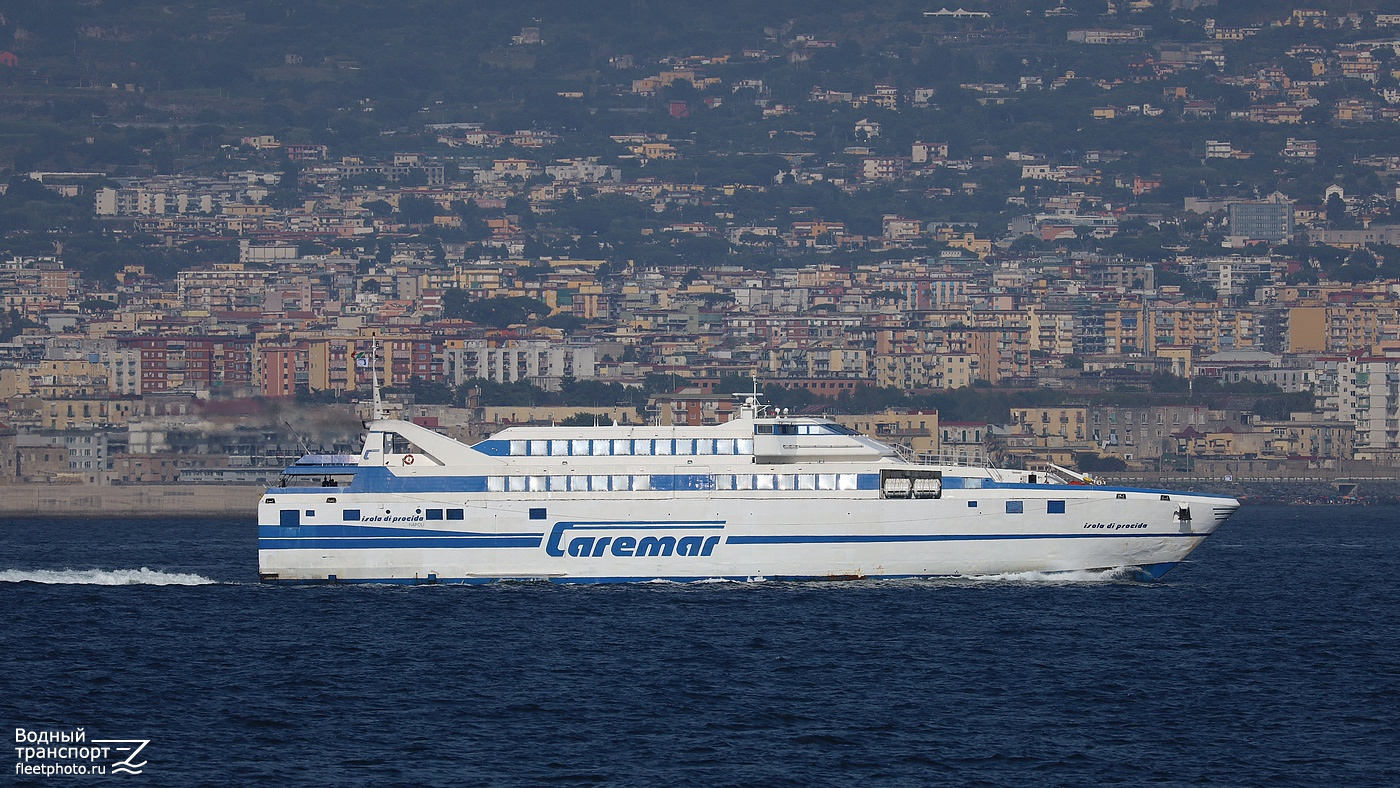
[258,392,1239,585]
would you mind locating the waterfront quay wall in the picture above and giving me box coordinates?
[1095,466,1400,503]
[0,485,264,517]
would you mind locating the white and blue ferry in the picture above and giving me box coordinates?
[258,388,1240,585]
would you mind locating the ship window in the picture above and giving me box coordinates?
[837,474,858,490]
[654,440,673,456]
[633,475,651,491]
[675,440,693,455]
[613,439,632,455]
[1006,500,1024,514]
[530,440,548,456]
[529,507,546,520]
[1047,500,1066,514]
[510,440,527,456]
[817,474,837,490]
[736,438,754,455]
[425,509,444,520]
[612,475,630,491]
[777,475,796,491]
[754,424,774,435]
[968,501,977,508]
[571,439,590,455]
[735,474,754,490]
[343,509,361,521]
[592,440,612,456]
[549,439,569,455]
[634,440,653,456]
[549,476,567,491]
[591,475,610,491]
[487,476,505,492]
[696,440,713,455]
[568,476,588,491]
[447,509,464,520]
[304,510,315,517]
[715,439,736,455]
[528,476,546,491]
[797,474,817,490]
[775,424,799,435]
[756,474,775,490]
[715,475,734,490]
[508,476,527,492]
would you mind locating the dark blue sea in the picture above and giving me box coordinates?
[2,505,1398,786]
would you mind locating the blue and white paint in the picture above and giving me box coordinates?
[258,396,1239,584]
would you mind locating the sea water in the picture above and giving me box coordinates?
[2,506,1398,785]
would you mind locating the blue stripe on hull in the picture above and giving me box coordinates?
[258,529,1203,550]
[725,532,1203,545]
[259,536,544,549]
[258,524,544,539]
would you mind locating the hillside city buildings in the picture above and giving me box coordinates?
[6,4,1400,484]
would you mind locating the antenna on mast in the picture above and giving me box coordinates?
[370,338,388,421]
[730,372,769,420]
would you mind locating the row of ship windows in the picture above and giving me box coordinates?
[319,501,1067,519]
[506,438,756,457]
[484,473,867,492]
[1004,501,1067,514]
[338,509,468,521]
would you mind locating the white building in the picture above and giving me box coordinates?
[1337,354,1400,461]
[444,340,599,391]
[545,158,621,182]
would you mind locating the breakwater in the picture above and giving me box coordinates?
[0,485,264,517]
[1095,470,1400,504]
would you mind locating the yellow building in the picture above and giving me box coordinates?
[1148,301,1224,352]
[873,352,977,390]
[938,230,992,259]
[1009,407,1089,442]
[1323,299,1400,354]
[1255,417,1355,459]
[15,396,137,431]
[831,410,940,458]
[0,360,110,399]
[1155,345,1194,378]
[1028,307,1077,355]
[629,142,678,161]
[1288,306,1326,352]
